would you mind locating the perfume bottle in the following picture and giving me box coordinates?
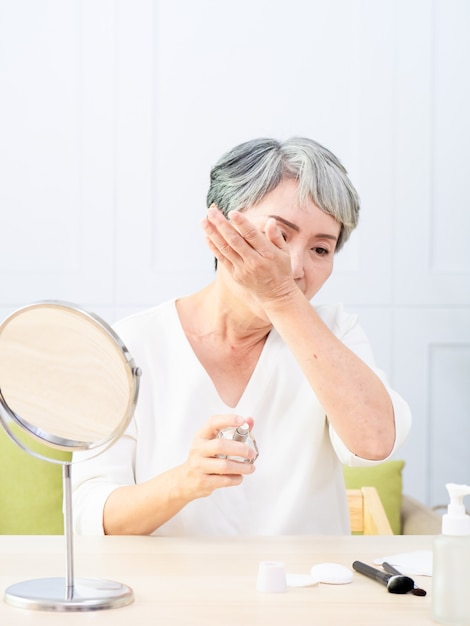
[217,423,259,463]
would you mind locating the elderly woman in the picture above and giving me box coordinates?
[73,137,411,536]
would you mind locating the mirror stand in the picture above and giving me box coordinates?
[4,463,134,612]
[0,300,140,611]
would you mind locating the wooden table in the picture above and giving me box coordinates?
[0,534,434,625]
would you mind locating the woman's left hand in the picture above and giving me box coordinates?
[201,207,298,305]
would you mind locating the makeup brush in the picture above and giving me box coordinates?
[382,561,427,596]
[352,561,414,594]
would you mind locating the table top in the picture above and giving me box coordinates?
[0,534,434,625]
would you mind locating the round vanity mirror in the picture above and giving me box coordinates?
[0,301,141,612]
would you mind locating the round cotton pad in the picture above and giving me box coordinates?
[310,563,353,585]
[286,574,319,588]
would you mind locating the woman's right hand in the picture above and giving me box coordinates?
[103,414,257,535]
[179,414,257,500]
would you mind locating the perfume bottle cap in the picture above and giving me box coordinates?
[256,561,287,593]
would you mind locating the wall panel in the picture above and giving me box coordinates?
[394,0,470,306]
[429,345,470,506]
[394,308,470,505]
[0,1,117,313]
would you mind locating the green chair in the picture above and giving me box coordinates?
[343,460,405,535]
[343,460,442,535]
[0,428,70,534]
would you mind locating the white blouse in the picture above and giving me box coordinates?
[72,299,411,536]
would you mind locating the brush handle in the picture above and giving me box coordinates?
[352,561,391,587]
[382,562,402,576]
[353,561,415,595]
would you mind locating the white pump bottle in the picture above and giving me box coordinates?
[432,483,470,625]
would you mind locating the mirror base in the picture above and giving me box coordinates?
[4,577,134,611]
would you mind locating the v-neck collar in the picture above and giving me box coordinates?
[168,299,281,410]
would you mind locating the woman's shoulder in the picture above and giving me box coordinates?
[113,299,177,337]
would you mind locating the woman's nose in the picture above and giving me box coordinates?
[290,248,305,280]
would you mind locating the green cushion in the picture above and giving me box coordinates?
[343,460,405,534]
[0,427,71,534]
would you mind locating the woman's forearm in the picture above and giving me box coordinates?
[103,465,190,535]
[263,290,395,460]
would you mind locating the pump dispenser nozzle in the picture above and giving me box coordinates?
[442,483,470,536]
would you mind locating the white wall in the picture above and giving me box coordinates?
[1,0,469,508]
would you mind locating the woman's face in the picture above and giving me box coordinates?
[243,177,341,302]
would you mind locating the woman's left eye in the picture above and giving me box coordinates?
[312,247,329,256]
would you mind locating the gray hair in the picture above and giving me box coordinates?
[206,137,359,251]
